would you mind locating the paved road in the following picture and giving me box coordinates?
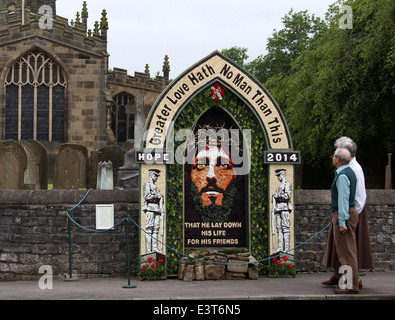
[0,272,394,300]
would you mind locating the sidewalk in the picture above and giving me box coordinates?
[0,272,394,300]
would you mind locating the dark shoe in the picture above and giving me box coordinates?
[334,287,359,294]
[359,279,363,289]
[321,275,339,286]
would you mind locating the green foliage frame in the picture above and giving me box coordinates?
[165,81,269,274]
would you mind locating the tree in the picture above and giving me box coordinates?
[249,9,327,83]
[268,0,395,166]
[221,47,249,68]
[221,10,326,83]
[222,0,394,175]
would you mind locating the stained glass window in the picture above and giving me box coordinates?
[4,50,67,142]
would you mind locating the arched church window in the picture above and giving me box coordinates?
[111,92,134,145]
[4,49,67,142]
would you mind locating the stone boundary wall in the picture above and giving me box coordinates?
[0,190,140,281]
[0,189,394,281]
[295,189,395,273]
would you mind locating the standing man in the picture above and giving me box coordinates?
[142,169,164,254]
[272,169,293,254]
[334,137,373,279]
[322,148,360,294]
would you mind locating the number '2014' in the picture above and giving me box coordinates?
[266,153,298,162]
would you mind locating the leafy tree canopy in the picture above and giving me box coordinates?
[222,0,395,166]
[221,46,249,68]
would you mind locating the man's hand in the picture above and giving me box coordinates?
[340,226,348,234]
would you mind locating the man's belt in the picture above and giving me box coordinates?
[146,198,160,204]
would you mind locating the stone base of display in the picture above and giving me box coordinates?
[178,249,259,281]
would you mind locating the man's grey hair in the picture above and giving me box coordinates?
[334,148,352,164]
[334,136,357,158]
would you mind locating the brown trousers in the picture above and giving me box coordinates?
[325,208,359,291]
[356,207,373,269]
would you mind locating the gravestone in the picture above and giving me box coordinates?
[20,140,48,190]
[0,140,27,190]
[137,51,300,278]
[29,140,48,190]
[97,161,114,190]
[89,144,125,189]
[20,140,40,190]
[53,144,88,189]
[115,149,139,190]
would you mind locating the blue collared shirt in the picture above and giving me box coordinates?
[336,165,351,227]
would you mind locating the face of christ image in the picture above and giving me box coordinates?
[191,145,234,207]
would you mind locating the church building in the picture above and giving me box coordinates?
[0,0,170,157]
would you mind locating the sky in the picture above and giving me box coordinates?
[56,0,336,79]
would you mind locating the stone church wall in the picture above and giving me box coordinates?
[0,4,168,156]
[0,7,109,150]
